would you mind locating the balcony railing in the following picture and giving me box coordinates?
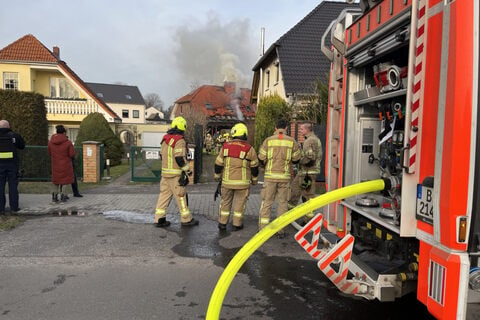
[45,98,100,115]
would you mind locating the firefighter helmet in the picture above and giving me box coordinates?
[231,123,248,138]
[171,116,187,131]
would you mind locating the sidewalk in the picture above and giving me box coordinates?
[16,181,262,219]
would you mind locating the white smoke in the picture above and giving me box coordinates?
[173,13,256,88]
[231,97,244,121]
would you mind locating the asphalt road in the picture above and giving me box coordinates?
[0,210,440,320]
[1,156,476,319]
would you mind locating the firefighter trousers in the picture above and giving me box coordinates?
[259,181,290,229]
[218,187,249,227]
[155,176,191,223]
[289,174,315,219]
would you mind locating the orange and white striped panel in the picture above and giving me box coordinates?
[295,213,326,260]
[409,0,427,173]
[317,235,360,295]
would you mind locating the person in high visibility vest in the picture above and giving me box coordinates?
[154,116,199,227]
[0,120,25,214]
[258,119,301,237]
[214,122,258,231]
[288,122,322,221]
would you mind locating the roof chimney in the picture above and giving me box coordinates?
[52,46,60,59]
[224,81,236,96]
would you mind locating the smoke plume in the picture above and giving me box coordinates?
[173,12,257,90]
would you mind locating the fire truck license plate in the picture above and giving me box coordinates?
[416,185,433,224]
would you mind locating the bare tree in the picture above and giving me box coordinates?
[144,93,165,111]
[180,105,207,143]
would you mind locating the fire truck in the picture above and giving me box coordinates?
[297,0,480,318]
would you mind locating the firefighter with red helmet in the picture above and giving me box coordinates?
[214,123,259,231]
[288,122,322,220]
[258,119,301,236]
[154,116,199,227]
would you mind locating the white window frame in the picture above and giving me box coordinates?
[3,72,19,90]
[50,77,79,99]
[132,110,139,118]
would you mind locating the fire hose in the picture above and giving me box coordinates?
[206,179,389,319]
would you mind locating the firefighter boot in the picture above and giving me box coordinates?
[232,224,244,232]
[181,218,199,227]
[218,222,227,231]
[156,217,171,228]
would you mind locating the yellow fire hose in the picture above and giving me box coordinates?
[206,179,387,319]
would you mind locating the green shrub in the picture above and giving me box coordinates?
[0,90,49,179]
[0,89,48,145]
[75,112,123,166]
[254,94,292,150]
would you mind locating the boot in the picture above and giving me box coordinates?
[60,193,68,202]
[218,222,227,231]
[232,224,244,232]
[51,193,59,204]
[181,218,199,227]
[155,217,171,228]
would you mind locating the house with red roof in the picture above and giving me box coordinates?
[172,81,255,144]
[0,34,121,141]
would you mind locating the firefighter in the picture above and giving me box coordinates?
[154,116,199,227]
[215,132,225,154]
[288,122,322,221]
[258,119,301,237]
[205,133,214,154]
[214,122,258,231]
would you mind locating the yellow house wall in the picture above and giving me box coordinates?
[261,60,287,102]
[0,63,33,91]
[108,103,145,124]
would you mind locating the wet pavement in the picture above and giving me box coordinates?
[0,162,464,319]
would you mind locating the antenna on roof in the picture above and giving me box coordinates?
[260,27,265,56]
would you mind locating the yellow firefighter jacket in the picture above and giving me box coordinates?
[160,133,189,177]
[258,128,301,182]
[299,131,322,175]
[215,139,259,189]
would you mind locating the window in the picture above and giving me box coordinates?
[122,110,129,118]
[276,65,280,83]
[3,72,18,90]
[125,94,132,100]
[266,70,270,89]
[133,110,139,118]
[50,78,79,98]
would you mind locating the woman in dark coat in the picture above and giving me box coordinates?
[48,125,75,203]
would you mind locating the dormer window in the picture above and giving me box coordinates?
[126,94,132,100]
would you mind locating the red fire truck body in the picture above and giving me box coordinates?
[302,1,480,318]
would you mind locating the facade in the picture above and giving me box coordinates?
[172,81,255,144]
[251,1,358,106]
[0,34,121,142]
[86,82,146,125]
[145,106,164,121]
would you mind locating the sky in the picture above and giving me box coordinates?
[0,0,342,108]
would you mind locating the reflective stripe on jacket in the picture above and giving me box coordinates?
[161,134,187,177]
[299,132,322,175]
[215,139,258,189]
[258,129,301,182]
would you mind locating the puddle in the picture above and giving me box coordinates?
[51,210,89,216]
[102,210,154,224]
